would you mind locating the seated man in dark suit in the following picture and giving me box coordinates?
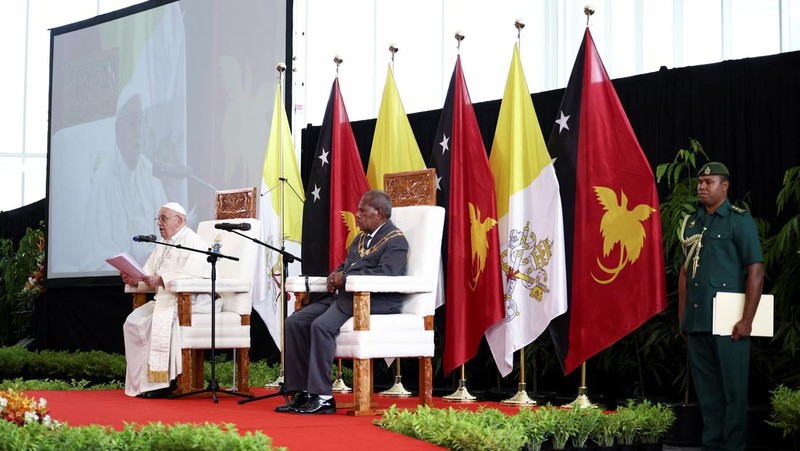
[277,189,409,414]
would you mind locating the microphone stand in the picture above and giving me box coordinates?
[145,239,253,403]
[240,65,305,406]
[225,228,301,405]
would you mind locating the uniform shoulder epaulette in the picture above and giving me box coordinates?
[730,205,746,214]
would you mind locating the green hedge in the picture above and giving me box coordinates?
[377,401,676,451]
[0,347,126,383]
[0,421,281,450]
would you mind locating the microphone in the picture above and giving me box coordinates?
[133,234,158,242]
[214,222,252,231]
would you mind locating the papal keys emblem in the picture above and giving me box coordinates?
[500,221,553,322]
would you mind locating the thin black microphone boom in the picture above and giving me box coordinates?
[133,234,158,242]
[214,222,251,231]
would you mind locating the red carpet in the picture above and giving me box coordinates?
[28,388,521,450]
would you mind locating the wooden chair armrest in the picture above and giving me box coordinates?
[125,283,155,310]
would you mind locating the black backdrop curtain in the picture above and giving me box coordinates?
[0,198,46,244]
[5,50,799,371]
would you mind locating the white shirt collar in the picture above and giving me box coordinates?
[367,221,386,240]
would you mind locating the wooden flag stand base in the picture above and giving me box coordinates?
[331,359,352,393]
[563,363,599,409]
[443,366,477,402]
[379,360,412,397]
[501,347,536,406]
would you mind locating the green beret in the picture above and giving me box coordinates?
[697,162,730,177]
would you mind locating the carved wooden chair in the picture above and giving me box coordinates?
[126,188,259,395]
[286,169,442,415]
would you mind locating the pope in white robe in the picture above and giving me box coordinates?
[122,202,217,397]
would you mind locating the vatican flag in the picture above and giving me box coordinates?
[255,83,304,348]
[485,44,568,377]
[366,64,425,190]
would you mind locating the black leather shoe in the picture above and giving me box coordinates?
[274,390,309,413]
[289,394,336,414]
[137,387,172,399]
[137,380,177,399]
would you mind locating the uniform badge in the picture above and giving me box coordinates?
[703,166,711,175]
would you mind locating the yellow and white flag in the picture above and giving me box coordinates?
[485,44,567,377]
[255,83,304,347]
[366,64,425,189]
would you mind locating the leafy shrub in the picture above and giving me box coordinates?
[0,378,123,391]
[377,405,528,451]
[0,347,125,383]
[767,385,800,437]
[0,421,278,450]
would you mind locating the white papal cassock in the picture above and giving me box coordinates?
[123,225,218,397]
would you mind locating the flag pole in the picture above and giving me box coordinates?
[326,53,353,394]
[561,2,600,412]
[501,347,537,406]
[442,29,476,404]
[500,18,536,407]
[563,361,598,409]
[378,43,412,398]
[265,63,289,389]
[443,365,477,402]
[331,358,351,393]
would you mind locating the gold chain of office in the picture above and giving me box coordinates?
[679,215,705,279]
[357,230,405,258]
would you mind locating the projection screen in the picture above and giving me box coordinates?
[47,0,288,284]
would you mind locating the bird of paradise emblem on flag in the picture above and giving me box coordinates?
[340,210,359,250]
[592,186,656,284]
[468,202,498,290]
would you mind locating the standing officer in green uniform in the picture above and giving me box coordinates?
[678,162,764,451]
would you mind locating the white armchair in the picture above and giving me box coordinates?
[126,218,261,395]
[286,205,445,415]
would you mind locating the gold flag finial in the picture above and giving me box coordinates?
[276,62,286,81]
[389,43,398,67]
[514,18,525,48]
[454,31,465,51]
[333,54,343,75]
[584,4,595,26]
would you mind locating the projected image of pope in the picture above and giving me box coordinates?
[83,88,169,269]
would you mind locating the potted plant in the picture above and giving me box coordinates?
[514,406,553,451]
[591,411,620,450]
[767,385,800,450]
[614,401,641,451]
[549,406,576,450]
[570,407,602,449]
[0,223,45,346]
[636,400,676,450]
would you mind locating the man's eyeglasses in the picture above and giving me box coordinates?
[155,215,178,223]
